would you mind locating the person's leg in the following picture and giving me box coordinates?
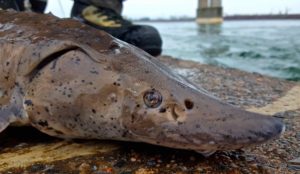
[0,0,46,13]
[29,0,47,13]
[0,0,20,10]
[71,0,162,56]
[76,0,123,14]
[16,0,25,11]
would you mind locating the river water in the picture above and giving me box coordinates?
[138,20,300,81]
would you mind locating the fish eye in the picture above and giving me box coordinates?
[143,89,162,108]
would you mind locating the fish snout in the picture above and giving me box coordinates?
[243,114,285,143]
[175,108,286,151]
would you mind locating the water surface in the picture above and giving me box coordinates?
[139,20,300,81]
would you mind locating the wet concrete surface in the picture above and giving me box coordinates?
[0,56,299,174]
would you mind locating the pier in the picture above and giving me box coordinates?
[196,0,223,24]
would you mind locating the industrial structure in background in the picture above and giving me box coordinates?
[197,0,223,24]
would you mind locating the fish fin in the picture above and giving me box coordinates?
[0,89,26,133]
[196,150,216,157]
[0,108,14,133]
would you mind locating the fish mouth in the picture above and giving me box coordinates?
[280,123,286,136]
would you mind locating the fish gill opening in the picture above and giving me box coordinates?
[28,47,81,81]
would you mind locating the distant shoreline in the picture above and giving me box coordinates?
[133,14,300,22]
[224,14,300,20]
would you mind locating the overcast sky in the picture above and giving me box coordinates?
[46,0,300,19]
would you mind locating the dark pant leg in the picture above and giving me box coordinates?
[0,0,20,10]
[29,0,47,13]
[0,0,46,12]
[74,0,123,14]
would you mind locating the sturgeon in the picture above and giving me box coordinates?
[0,10,284,156]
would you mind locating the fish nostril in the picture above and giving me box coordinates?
[184,99,194,110]
[171,107,180,121]
[159,107,166,113]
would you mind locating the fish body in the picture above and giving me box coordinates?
[0,10,284,155]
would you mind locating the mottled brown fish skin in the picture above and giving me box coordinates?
[0,10,284,155]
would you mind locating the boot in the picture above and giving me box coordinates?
[71,1,162,56]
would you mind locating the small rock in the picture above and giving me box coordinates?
[288,157,300,171]
[249,163,258,170]
[230,163,238,168]
[78,163,91,174]
[135,168,156,174]
[30,164,45,172]
[130,157,136,162]
[288,157,300,165]
[189,156,196,161]
[180,166,188,171]
[119,172,133,174]
[146,160,156,167]
[92,165,98,171]
[113,160,126,168]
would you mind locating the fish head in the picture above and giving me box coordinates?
[111,41,285,153]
